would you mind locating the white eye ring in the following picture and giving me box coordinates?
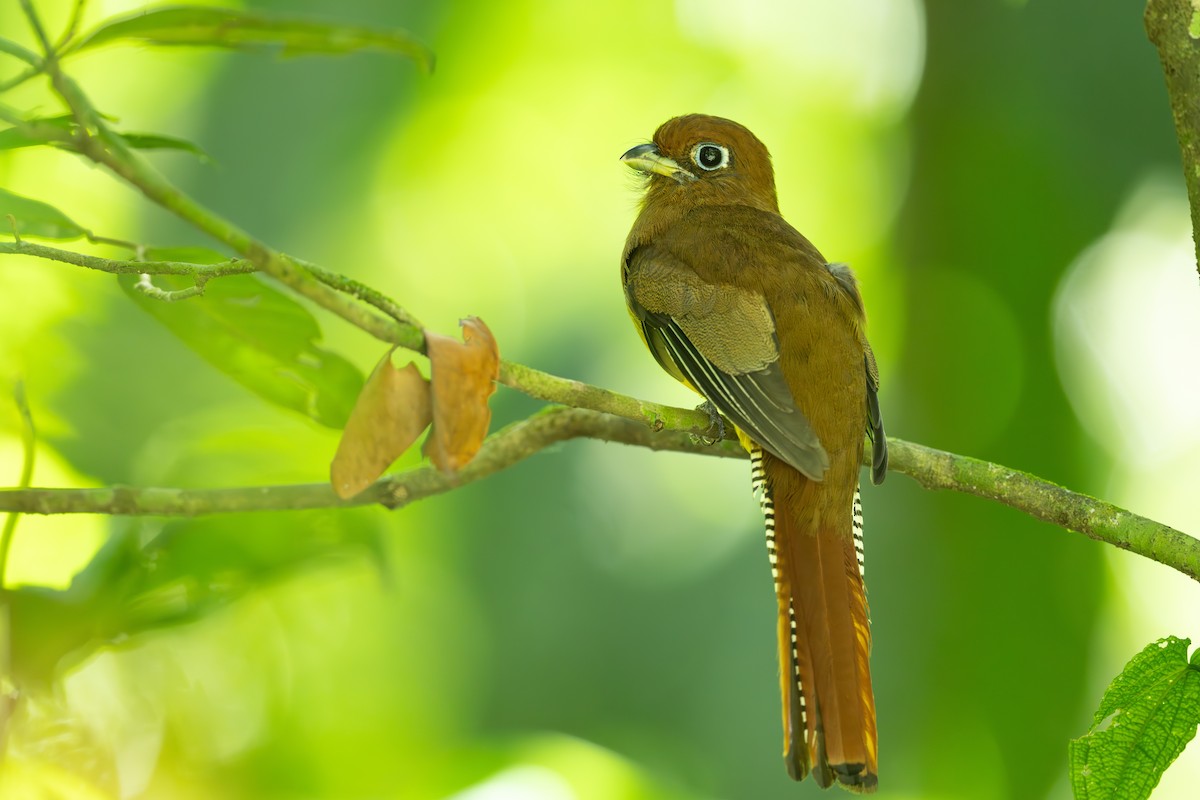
[691,142,730,171]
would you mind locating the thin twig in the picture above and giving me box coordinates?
[0,66,43,94]
[0,381,36,588]
[0,240,255,278]
[294,256,425,330]
[17,0,54,56]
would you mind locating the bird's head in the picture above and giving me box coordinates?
[621,114,779,213]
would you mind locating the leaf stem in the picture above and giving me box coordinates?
[55,0,89,51]
[134,272,207,301]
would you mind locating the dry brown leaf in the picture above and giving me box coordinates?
[330,348,432,498]
[423,316,500,473]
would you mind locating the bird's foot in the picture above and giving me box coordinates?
[695,400,726,445]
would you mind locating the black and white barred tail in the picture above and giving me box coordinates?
[749,445,878,791]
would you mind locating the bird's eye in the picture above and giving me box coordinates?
[692,143,729,171]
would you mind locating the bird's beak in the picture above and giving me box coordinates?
[620,143,697,184]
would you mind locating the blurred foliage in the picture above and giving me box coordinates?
[0,0,1198,799]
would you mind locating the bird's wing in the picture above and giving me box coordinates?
[864,344,887,484]
[625,246,829,481]
[827,262,887,485]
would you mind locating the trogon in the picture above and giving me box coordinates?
[620,114,887,792]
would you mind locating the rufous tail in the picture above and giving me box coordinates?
[751,447,877,793]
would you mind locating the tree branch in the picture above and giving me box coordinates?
[0,407,1196,581]
[0,407,743,515]
[1146,0,1200,274]
[888,439,1200,581]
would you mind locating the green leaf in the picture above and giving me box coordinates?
[70,6,434,72]
[1070,636,1200,800]
[119,273,364,428]
[0,187,88,240]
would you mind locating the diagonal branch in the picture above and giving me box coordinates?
[888,440,1200,581]
[1146,0,1200,274]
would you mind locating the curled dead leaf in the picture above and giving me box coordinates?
[330,348,431,498]
[423,316,499,473]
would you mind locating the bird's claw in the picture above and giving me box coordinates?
[695,400,726,445]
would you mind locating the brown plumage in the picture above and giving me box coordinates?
[620,114,886,791]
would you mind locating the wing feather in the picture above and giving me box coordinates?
[644,312,829,481]
[864,346,887,486]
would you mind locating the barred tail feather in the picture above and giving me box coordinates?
[751,447,877,792]
[751,447,814,780]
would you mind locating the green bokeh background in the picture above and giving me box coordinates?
[1,1,1198,798]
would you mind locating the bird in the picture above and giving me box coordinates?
[619,114,887,792]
